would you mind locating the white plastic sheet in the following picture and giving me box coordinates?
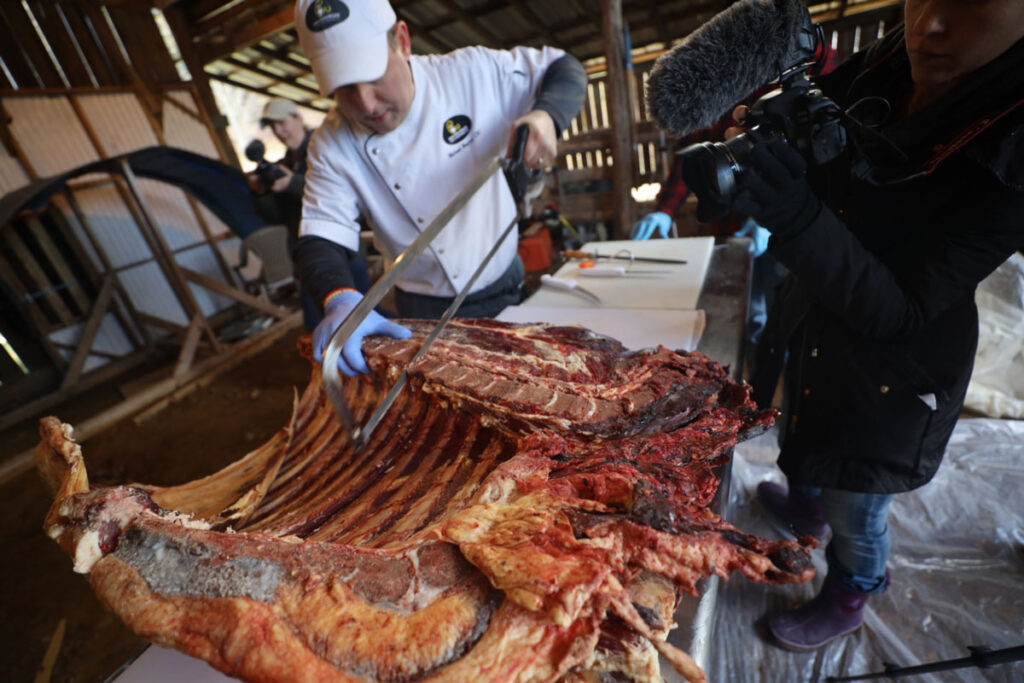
[707,419,1024,682]
[965,253,1024,419]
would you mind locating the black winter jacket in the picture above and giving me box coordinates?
[761,27,1024,493]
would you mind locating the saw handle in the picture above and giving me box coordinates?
[504,124,543,207]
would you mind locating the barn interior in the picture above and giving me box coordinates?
[2,1,1023,682]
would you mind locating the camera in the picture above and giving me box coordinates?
[245,139,286,191]
[679,18,846,219]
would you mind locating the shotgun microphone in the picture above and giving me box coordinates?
[646,0,811,137]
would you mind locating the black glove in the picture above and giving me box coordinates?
[733,138,822,238]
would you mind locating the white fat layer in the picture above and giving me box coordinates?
[73,529,102,574]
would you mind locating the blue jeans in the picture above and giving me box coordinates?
[796,485,893,595]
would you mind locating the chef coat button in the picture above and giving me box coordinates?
[418,217,424,223]
[438,248,445,254]
[880,385,890,394]
[372,148,379,155]
[803,388,811,396]
[790,415,798,426]
[394,183,401,190]
[810,348,819,358]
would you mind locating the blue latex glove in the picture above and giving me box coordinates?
[631,211,672,240]
[312,290,412,376]
[734,218,771,258]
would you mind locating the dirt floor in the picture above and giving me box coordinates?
[1,327,312,683]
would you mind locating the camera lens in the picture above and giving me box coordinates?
[679,134,754,212]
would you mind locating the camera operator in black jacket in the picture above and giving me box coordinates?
[701,0,1024,651]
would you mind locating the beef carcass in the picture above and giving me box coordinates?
[36,319,815,682]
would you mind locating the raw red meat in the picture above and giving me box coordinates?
[36,319,814,682]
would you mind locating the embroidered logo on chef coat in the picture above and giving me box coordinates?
[306,0,348,32]
[443,115,472,144]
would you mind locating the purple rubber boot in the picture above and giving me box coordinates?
[769,571,888,651]
[757,481,829,538]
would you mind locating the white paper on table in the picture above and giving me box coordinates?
[524,237,714,311]
[497,306,706,352]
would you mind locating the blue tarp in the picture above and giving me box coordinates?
[0,145,264,237]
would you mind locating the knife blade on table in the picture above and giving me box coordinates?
[539,274,602,304]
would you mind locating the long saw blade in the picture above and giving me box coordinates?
[350,211,521,451]
[321,155,503,433]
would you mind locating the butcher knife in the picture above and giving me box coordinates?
[321,126,542,451]
[564,248,688,265]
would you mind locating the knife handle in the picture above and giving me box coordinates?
[540,274,579,291]
[564,249,592,260]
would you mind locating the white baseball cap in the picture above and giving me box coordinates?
[260,97,299,126]
[295,0,398,97]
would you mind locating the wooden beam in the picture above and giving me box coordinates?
[0,348,151,434]
[219,55,321,96]
[60,274,116,391]
[195,6,294,64]
[601,0,635,239]
[0,311,303,486]
[163,5,241,168]
[173,311,204,379]
[57,190,153,350]
[117,162,222,354]
[180,266,291,319]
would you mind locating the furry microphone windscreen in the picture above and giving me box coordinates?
[646,0,809,137]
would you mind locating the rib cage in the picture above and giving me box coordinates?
[35,319,816,683]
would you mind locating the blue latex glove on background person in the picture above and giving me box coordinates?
[734,218,771,258]
[631,211,673,240]
[312,290,412,376]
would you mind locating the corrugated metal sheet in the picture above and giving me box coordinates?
[166,89,200,117]
[74,93,160,157]
[175,242,235,315]
[134,177,207,251]
[2,95,99,177]
[119,261,189,326]
[48,312,135,374]
[162,89,219,159]
[0,143,30,196]
[51,194,104,273]
[73,184,153,268]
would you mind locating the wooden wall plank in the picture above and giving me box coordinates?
[80,5,137,87]
[60,273,115,390]
[26,215,91,313]
[59,4,121,86]
[0,3,66,88]
[0,5,46,88]
[27,2,94,88]
[105,6,181,86]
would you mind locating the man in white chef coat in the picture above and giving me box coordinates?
[292,0,586,376]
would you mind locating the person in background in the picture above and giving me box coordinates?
[251,97,312,239]
[292,0,586,377]
[697,0,1024,652]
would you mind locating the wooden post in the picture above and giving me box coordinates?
[162,4,241,169]
[601,0,635,239]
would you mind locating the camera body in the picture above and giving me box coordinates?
[679,20,846,219]
[245,139,287,192]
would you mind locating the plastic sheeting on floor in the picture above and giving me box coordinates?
[705,418,1024,682]
[966,253,1024,419]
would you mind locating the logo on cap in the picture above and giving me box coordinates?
[306,0,349,32]
[443,116,472,144]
